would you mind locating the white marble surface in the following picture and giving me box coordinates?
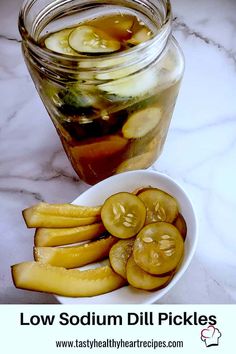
[0,0,236,304]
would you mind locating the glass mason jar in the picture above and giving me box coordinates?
[19,0,184,185]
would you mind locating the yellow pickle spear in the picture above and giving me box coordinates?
[34,236,117,268]
[11,262,126,297]
[23,202,101,228]
[34,222,106,247]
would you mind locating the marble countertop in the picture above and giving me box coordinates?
[0,0,235,304]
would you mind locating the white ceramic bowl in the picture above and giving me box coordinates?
[57,170,197,304]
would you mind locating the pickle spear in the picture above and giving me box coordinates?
[34,236,117,268]
[12,262,126,297]
[23,203,101,228]
[23,213,100,228]
[34,223,106,247]
[23,203,101,217]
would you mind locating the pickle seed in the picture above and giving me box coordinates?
[123,221,132,227]
[162,234,171,240]
[125,217,133,223]
[112,205,119,216]
[142,237,153,243]
[159,239,175,250]
[165,249,175,257]
[118,203,126,213]
[154,202,160,212]
[157,207,166,221]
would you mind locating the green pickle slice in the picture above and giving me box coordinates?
[101,192,146,239]
[99,69,157,97]
[45,29,77,55]
[109,238,135,279]
[122,107,162,139]
[69,26,121,53]
[126,255,172,290]
[138,188,179,224]
[133,222,184,275]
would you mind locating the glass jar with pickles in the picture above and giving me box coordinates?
[19,0,184,184]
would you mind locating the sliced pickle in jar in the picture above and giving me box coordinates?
[122,107,162,139]
[44,29,78,55]
[90,15,134,41]
[126,255,171,290]
[116,150,156,174]
[101,192,146,239]
[96,63,143,81]
[133,222,184,275]
[174,214,187,240]
[138,188,179,224]
[71,135,128,163]
[68,26,121,54]
[109,238,135,279]
[127,27,152,45]
[99,69,157,97]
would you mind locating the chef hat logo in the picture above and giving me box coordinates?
[201,325,222,347]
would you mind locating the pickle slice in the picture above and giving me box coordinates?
[90,15,133,40]
[34,223,106,247]
[127,28,152,45]
[122,107,162,139]
[174,214,187,240]
[45,29,77,55]
[138,188,179,224]
[99,69,157,97]
[12,262,126,297]
[126,255,171,290]
[34,236,117,268]
[116,150,156,173]
[101,192,146,239]
[69,26,120,53]
[71,135,128,161]
[133,222,184,275]
[109,238,135,279]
